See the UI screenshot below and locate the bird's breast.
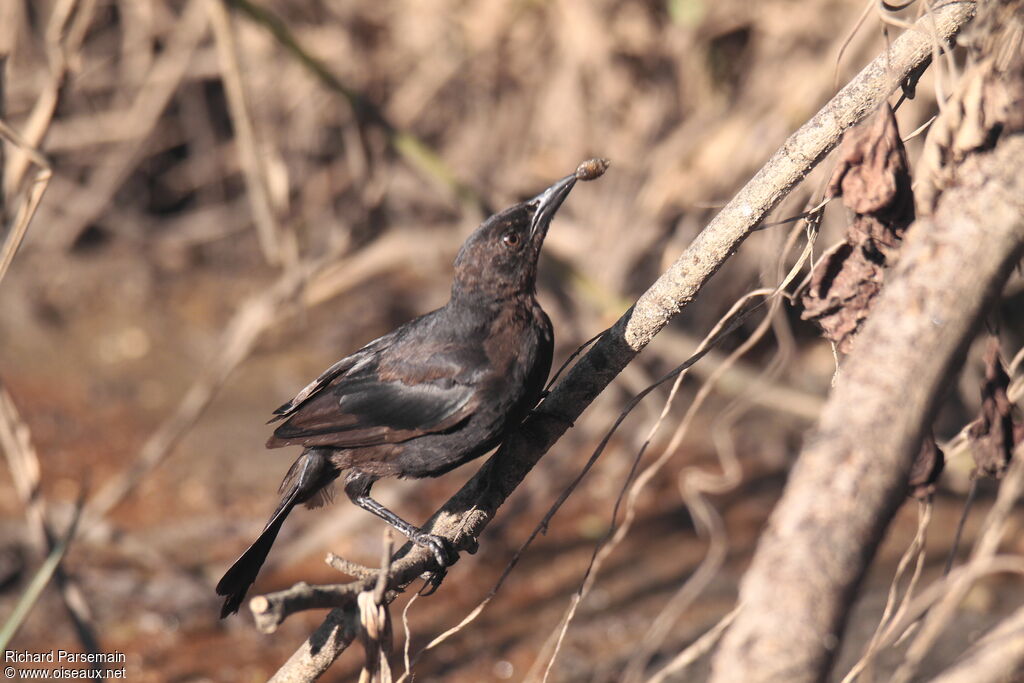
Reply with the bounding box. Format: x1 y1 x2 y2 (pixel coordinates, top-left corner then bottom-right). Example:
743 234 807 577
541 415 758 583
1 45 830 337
482 302 549 376
473 300 552 422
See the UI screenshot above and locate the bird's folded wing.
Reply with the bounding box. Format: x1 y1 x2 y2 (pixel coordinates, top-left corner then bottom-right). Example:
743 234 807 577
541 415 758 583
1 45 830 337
268 332 394 422
266 356 478 448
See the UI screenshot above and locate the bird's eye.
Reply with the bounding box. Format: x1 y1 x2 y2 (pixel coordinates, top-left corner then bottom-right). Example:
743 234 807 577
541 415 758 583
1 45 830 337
502 231 521 248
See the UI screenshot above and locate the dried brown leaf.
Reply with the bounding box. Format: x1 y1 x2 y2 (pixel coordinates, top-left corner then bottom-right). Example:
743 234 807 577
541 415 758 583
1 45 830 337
967 338 1021 479
827 104 913 227
917 1 1024 212
908 432 945 499
801 243 885 354
802 105 914 353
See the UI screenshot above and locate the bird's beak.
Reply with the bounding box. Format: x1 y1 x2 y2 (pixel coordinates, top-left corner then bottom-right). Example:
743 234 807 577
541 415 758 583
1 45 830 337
528 173 577 240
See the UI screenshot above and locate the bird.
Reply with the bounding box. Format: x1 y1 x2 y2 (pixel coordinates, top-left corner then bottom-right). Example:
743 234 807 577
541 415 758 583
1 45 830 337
216 159 609 617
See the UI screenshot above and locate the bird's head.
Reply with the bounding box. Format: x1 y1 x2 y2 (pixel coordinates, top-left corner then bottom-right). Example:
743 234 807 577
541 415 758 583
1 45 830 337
451 172 578 302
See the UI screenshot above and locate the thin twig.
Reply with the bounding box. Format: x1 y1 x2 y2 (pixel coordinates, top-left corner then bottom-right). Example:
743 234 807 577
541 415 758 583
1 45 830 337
0 119 52 285
1 0 73 199
327 554 379 581
841 500 932 682
645 607 742 683
944 478 979 575
537 216 817 681
0 483 86 652
866 556 1024 658
45 0 210 249
0 383 101 661
893 447 1024 683
225 0 486 216
624 217 817 682
207 0 291 267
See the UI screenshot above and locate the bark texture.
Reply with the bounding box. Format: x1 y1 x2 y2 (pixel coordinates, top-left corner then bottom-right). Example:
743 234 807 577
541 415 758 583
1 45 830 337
710 134 1024 682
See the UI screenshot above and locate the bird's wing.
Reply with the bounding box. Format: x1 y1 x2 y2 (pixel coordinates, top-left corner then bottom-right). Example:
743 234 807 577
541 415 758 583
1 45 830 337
268 330 395 422
267 339 481 449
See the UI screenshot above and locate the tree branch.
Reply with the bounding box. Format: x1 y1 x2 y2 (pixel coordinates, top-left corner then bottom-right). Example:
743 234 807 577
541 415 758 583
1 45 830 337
709 134 1024 682
262 2 978 680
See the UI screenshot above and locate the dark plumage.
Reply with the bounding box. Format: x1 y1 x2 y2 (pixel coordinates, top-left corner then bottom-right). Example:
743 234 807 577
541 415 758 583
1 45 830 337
217 163 604 617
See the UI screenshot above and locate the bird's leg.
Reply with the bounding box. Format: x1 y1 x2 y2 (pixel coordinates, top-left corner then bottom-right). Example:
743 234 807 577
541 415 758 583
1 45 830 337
343 473 458 572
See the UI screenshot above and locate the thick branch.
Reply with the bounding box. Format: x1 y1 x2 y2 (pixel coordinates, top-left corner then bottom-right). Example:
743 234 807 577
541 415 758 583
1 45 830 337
265 3 977 680
267 608 359 683
710 135 1024 683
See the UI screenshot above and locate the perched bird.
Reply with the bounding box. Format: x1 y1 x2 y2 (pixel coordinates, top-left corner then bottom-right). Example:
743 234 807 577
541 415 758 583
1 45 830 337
216 160 608 617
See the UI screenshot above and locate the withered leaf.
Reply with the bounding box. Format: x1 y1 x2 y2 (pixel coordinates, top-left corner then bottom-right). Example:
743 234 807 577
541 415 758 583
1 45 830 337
908 432 945 500
916 4 1024 214
827 104 914 227
801 104 914 353
967 338 1020 479
801 243 884 355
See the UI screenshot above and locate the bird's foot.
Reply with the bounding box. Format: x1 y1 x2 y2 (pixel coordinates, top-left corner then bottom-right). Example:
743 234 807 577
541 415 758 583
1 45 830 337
409 530 458 596
413 536 478 593
410 530 459 568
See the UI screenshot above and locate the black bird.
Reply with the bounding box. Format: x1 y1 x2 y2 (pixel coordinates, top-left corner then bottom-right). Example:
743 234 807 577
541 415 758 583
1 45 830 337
216 160 608 617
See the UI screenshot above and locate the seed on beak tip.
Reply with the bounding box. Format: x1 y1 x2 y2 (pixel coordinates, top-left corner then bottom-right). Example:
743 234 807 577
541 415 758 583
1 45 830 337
575 158 610 181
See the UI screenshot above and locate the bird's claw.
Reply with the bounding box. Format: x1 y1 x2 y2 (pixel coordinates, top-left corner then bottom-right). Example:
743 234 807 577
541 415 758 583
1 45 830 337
409 531 457 596
417 565 447 596
410 530 458 569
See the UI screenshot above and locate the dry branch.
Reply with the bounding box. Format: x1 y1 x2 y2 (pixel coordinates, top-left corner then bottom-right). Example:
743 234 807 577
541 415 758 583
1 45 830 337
894 445 1024 682
261 4 978 680
225 0 486 216
207 0 289 266
0 119 52 286
709 134 1024 683
45 0 209 249
1 0 72 200
0 383 100 658
928 601 1024 683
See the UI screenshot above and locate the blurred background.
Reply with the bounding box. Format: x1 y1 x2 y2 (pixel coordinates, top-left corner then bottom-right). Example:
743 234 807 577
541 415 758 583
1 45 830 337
1 0 1022 681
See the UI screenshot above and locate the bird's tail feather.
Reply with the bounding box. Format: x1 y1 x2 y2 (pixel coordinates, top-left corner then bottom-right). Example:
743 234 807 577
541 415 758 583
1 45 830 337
216 449 337 618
